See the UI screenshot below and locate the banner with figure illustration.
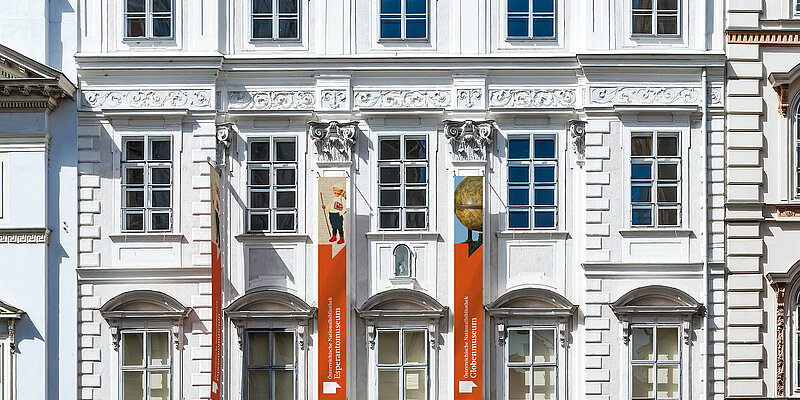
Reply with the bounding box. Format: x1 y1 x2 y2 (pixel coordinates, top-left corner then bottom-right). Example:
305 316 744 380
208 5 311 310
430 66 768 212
210 164 222 400
453 176 483 399
318 176 348 399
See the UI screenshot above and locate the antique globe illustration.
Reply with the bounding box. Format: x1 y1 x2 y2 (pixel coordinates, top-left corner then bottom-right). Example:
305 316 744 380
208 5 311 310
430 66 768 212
454 176 483 233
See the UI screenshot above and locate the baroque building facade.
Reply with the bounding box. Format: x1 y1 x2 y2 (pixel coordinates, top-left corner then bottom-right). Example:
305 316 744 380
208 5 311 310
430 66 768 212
73 1 726 400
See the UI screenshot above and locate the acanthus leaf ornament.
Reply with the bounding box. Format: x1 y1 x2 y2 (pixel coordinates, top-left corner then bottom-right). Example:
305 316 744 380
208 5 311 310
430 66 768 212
568 119 587 161
227 90 315 110
442 119 494 161
353 90 451 108
81 89 212 110
488 89 576 108
589 87 722 106
308 120 359 162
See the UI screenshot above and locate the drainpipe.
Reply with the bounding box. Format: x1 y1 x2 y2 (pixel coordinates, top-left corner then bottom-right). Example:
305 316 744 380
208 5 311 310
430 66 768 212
701 67 710 400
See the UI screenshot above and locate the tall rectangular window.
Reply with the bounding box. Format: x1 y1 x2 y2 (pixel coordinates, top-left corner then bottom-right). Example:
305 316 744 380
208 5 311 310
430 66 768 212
247 137 298 232
125 0 173 39
508 134 557 229
632 0 678 35
378 135 428 230
122 136 172 232
379 0 428 40
506 327 557 400
121 331 171 400
507 0 555 38
630 132 680 227
630 326 680 400
252 0 300 40
245 330 296 400
377 329 428 399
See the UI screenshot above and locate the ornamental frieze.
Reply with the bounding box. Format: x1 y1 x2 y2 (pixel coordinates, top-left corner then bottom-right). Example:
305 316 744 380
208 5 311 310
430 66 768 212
353 90 451 109
0 228 51 245
488 89 576 108
81 90 212 110
589 87 723 106
227 90 315 110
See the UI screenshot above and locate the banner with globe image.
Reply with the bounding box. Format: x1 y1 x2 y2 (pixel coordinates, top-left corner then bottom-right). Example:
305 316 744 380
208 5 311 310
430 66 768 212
453 176 483 398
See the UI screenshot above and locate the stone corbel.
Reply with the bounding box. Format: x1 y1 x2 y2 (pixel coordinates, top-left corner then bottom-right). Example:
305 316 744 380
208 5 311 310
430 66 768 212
366 322 376 349
496 319 507 347
558 318 569 348
298 324 307 350
775 84 790 117
428 321 439 349
236 324 245 350
442 119 494 162
216 122 234 149
108 322 120 351
172 323 182 350
7 319 16 352
621 319 631 345
682 319 692 345
568 119 586 160
308 121 359 162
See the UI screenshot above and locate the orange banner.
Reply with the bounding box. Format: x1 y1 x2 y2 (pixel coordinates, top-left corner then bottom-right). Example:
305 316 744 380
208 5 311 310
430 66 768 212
318 177 347 399
453 176 483 398
210 165 222 400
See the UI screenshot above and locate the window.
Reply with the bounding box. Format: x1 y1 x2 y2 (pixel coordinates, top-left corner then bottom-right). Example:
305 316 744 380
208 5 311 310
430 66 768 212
379 0 428 40
252 0 299 40
507 134 557 229
124 0 173 39
393 244 413 278
378 136 428 230
507 0 555 39
630 132 680 227
120 331 171 400
630 326 680 400
506 327 557 400
632 0 678 36
122 136 173 232
247 137 298 232
245 330 296 400
377 329 428 399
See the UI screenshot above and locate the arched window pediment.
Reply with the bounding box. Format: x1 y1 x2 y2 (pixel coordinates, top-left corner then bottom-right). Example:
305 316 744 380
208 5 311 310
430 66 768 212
0 299 24 352
357 289 448 320
611 285 703 315
486 287 577 318
100 290 191 351
225 288 316 321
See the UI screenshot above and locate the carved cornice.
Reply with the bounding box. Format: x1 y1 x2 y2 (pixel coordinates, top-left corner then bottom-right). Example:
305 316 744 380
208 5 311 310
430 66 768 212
0 132 51 152
0 228 51 245
353 90 451 109
442 119 494 162
488 88 576 108
0 84 70 113
81 90 213 110
308 121 359 162
589 87 722 106
728 30 800 46
228 90 314 110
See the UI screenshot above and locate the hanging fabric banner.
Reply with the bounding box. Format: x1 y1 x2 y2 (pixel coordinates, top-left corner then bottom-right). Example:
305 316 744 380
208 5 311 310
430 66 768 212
453 175 483 399
318 176 348 399
210 164 222 400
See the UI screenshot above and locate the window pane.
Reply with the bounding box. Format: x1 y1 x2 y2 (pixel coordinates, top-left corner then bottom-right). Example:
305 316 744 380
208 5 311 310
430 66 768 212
507 330 530 363
273 331 295 365
406 0 426 13
126 168 144 184
657 365 680 398
151 212 170 230
149 332 170 366
533 166 554 183
275 168 296 185
127 0 145 12
508 137 530 159
153 0 171 12
533 0 554 12
631 327 654 360
253 18 273 38
122 332 144 366
656 327 679 361
405 189 426 206
250 168 270 186
406 19 427 39
404 331 426 364
275 213 295 231
405 137 427 159
406 166 427 183
631 366 654 398
631 185 652 202
125 212 144 231
633 0 654 9
509 166 529 183
631 136 652 156
381 18 402 39
149 371 170 400
127 18 146 37
631 163 652 180
279 0 298 13
276 191 296 207
532 366 556 400
404 369 426 400
632 207 652 225
126 190 145 207
274 370 295 400
378 370 400 400
380 167 401 184
279 18 298 39
508 17 528 37
658 208 678 226
657 186 677 202
152 18 172 37
508 368 531 400
151 189 171 207
248 332 270 366
534 138 556 158
381 0 401 13
122 371 144 400
275 140 296 161
380 139 401 160
126 140 145 161
633 14 653 34
657 16 678 34
657 135 679 156
532 329 555 363
658 0 678 11
253 0 272 13
508 187 529 206
508 210 530 229
658 163 678 180
508 0 528 12
532 18 554 37
534 210 555 228
380 211 400 229
406 211 426 229
248 370 270 399
250 213 270 231
380 189 401 207
250 142 270 161
378 331 400 364
534 188 555 206
151 167 171 184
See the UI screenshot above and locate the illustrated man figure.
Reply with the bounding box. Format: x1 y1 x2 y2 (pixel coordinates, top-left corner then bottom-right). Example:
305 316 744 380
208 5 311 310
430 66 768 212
322 186 346 244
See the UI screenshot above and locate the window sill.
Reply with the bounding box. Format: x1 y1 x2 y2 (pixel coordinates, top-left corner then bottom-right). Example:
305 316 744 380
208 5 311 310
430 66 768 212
618 228 693 237
235 233 310 242
377 38 431 44
505 37 558 42
365 231 442 240
108 233 186 242
496 230 569 239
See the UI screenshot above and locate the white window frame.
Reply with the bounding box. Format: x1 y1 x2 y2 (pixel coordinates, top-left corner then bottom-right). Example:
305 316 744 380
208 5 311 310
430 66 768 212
506 133 558 230
378 0 429 41
243 329 298 400
120 135 174 233
246 137 298 233
119 329 173 400
377 135 429 231
375 328 429 400
628 324 682 400
504 326 559 400
629 131 681 228
250 0 301 41
631 0 680 37
506 0 557 40
123 0 174 39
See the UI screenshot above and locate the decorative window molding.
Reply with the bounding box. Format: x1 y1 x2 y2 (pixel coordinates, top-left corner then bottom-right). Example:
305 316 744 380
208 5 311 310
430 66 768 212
357 289 448 349
99 290 191 351
251 0 300 40
225 288 316 351
119 329 173 400
307 121 359 163
377 135 429 230
631 0 679 36
124 0 174 39
485 288 576 347
0 301 23 400
245 137 298 232
611 285 703 345
121 136 174 232
630 131 681 227
378 0 429 40
375 328 429 398
442 119 494 162
507 0 556 39
0 228 52 245
243 329 298 399
506 134 559 229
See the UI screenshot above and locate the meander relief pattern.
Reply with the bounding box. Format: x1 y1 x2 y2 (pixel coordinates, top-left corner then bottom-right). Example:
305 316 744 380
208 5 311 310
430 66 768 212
228 90 315 110
488 89 576 108
353 90 451 108
82 90 212 109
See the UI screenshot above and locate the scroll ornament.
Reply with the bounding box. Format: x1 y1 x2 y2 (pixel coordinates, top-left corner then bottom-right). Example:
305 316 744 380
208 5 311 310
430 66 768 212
443 119 494 161
308 121 359 162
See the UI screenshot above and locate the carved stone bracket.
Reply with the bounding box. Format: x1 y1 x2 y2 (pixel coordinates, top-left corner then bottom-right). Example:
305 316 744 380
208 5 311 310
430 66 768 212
366 323 376 349
775 84 790 117
773 281 787 397
308 121 359 162
442 119 494 161
568 119 586 160
428 321 439 349
558 318 569 348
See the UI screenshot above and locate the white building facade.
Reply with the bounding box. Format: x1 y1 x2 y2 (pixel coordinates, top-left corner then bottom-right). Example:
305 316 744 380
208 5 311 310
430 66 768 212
75 1 726 399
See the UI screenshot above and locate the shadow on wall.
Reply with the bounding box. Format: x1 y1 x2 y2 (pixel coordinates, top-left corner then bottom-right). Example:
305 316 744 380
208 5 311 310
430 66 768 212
46 0 75 73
